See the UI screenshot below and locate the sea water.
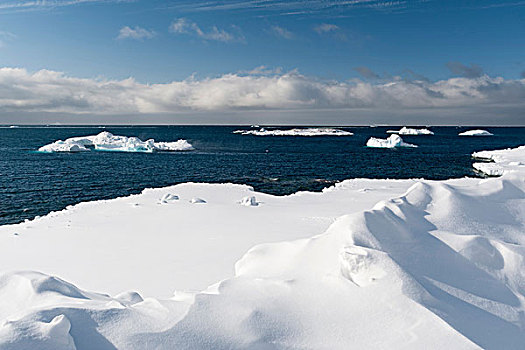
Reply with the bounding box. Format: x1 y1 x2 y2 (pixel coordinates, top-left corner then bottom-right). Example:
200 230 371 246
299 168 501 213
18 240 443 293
0 125 523 225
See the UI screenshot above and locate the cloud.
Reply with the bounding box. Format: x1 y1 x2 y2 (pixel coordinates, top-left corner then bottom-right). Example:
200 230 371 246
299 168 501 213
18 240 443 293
239 66 283 75
269 25 293 39
313 23 339 34
169 18 243 43
446 62 484 78
117 26 156 40
354 67 380 79
0 31 15 48
1 67 525 121
0 0 132 12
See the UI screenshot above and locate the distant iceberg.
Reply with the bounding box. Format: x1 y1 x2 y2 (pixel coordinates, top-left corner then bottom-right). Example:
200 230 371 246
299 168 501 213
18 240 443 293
38 131 194 153
459 129 493 136
386 127 434 135
366 134 418 148
233 127 353 136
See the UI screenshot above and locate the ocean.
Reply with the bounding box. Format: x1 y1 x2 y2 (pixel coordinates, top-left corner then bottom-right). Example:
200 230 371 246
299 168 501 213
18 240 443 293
1 125 523 225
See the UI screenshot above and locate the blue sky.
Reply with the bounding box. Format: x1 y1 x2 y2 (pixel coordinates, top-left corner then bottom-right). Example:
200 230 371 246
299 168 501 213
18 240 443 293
1 0 524 82
0 0 524 124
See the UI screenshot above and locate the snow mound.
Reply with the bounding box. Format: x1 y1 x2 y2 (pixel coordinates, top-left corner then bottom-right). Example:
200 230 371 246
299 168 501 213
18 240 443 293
386 127 434 135
38 131 194 153
239 196 258 206
233 128 353 136
189 197 206 204
160 193 179 204
366 134 418 148
459 129 494 136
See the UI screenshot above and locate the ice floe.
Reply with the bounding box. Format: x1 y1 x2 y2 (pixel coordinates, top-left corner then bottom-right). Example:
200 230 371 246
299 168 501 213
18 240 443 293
459 129 494 136
366 134 418 148
38 131 194 153
386 127 434 135
233 127 353 136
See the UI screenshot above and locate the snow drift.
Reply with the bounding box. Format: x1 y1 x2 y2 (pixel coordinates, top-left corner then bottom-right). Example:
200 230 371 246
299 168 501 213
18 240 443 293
0 145 524 349
366 134 418 148
233 127 353 136
38 131 194 153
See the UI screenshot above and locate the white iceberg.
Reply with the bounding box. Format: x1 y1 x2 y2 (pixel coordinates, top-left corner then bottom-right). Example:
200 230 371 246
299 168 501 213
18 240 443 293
459 129 493 136
366 134 418 148
386 127 434 135
233 127 353 136
38 131 194 153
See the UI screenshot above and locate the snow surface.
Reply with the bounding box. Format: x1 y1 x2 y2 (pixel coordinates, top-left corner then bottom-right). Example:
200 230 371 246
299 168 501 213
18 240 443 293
472 145 525 176
233 127 353 136
459 129 494 136
38 131 194 153
386 127 434 135
366 134 418 148
1 145 525 349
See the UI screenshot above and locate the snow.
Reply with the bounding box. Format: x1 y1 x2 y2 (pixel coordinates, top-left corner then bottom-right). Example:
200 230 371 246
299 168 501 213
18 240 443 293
233 127 353 136
366 134 418 148
38 131 194 153
459 129 494 136
472 145 525 176
0 145 525 349
386 127 434 135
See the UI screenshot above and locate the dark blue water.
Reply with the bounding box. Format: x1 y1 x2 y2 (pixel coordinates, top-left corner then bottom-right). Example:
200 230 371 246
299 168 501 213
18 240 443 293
1 126 524 225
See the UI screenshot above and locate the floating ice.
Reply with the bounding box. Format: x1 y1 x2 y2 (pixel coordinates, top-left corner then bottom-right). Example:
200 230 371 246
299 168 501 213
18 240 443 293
233 127 353 136
38 131 194 153
366 134 418 148
386 127 434 135
459 129 493 136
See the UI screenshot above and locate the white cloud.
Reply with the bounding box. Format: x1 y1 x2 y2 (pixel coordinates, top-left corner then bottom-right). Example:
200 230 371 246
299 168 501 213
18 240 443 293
314 23 339 34
169 18 243 43
1 67 525 120
117 26 156 40
0 31 15 48
270 25 294 39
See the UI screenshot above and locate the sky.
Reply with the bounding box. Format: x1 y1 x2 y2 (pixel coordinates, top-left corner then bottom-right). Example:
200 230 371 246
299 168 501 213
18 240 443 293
0 0 524 125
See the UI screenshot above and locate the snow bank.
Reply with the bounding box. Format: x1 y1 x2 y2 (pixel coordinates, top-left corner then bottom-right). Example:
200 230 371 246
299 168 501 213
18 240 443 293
38 131 194 153
386 127 434 135
472 145 525 176
459 129 494 136
233 127 353 136
366 134 418 148
1 145 525 348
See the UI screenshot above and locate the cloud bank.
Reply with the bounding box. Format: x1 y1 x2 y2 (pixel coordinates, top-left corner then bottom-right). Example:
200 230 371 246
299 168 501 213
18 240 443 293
0 67 524 123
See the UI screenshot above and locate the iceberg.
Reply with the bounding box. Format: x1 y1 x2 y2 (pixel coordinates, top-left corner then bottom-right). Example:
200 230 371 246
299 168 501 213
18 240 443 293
459 129 493 136
233 127 353 136
366 134 418 148
38 131 194 153
386 127 434 135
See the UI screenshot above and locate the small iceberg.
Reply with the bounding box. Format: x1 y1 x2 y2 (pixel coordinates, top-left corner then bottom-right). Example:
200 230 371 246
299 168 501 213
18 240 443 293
459 129 493 136
38 131 194 153
366 134 418 148
233 128 353 136
386 127 434 135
